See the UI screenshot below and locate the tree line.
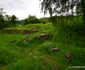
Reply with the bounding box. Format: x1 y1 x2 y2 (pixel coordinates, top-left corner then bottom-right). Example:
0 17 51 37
0 8 50 30
23 15 49 25
0 8 18 29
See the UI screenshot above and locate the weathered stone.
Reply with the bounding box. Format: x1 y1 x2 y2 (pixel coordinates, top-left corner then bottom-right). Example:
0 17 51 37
51 48 59 52
65 52 74 59
1 29 38 34
29 29 38 34
35 34 51 40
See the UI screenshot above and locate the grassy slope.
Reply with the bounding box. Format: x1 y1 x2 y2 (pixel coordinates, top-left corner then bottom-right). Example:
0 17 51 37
0 21 85 70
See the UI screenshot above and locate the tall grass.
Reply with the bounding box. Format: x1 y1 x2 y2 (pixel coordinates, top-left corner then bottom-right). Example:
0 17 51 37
0 15 85 70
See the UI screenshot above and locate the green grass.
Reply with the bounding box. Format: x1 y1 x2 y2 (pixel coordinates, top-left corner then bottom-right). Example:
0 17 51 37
0 16 85 70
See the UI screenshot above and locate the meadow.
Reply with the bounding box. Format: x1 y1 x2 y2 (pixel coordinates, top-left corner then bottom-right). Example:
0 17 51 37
0 16 85 70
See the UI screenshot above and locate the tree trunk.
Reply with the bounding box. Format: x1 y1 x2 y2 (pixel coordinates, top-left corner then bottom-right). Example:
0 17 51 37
81 0 85 30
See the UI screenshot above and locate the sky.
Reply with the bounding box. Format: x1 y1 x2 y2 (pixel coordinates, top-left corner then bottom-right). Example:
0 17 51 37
0 0 49 20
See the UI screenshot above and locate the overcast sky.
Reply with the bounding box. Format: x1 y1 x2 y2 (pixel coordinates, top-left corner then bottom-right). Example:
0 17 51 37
0 0 49 20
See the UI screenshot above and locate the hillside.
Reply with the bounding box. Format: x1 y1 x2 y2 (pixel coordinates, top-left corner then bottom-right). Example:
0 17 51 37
0 17 85 70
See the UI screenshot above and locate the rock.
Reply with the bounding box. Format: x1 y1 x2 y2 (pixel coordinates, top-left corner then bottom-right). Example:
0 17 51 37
40 34 50 37
29 29 38 34
51 48 59 52
65 52 74 59
35 34 50 40
1 29 38 34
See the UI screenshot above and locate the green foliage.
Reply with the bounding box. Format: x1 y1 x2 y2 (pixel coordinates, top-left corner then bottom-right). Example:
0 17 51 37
27 15 40 24
0 9 19 29
0 8 6 29
50 15 83 27
11 15 18 25
40 0 85 29
23 15 50 25
23 15 41 25
0 14 6 29
4 15 14 27
23 19 28 25
39 17 49 24
40 0 81 16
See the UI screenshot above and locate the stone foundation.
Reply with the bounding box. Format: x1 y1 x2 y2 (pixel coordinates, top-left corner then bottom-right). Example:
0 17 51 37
1 29 38 34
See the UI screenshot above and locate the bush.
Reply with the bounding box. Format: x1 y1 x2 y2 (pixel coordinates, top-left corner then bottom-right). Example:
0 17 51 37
27 15 40 24
39 18 49 24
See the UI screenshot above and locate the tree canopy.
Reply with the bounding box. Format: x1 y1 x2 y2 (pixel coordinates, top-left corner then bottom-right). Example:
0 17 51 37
0 8 6 29
40 0 81 17
11 15 18 25
40 0 85 28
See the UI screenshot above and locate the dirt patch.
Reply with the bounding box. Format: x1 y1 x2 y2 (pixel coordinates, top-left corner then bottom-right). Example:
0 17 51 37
40 59 48 66
44 55 56 63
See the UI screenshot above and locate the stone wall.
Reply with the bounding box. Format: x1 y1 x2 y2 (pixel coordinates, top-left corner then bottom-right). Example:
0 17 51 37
1 29 38 34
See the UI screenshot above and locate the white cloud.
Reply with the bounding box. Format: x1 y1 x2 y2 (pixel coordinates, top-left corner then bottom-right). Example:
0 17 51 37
0 0 49 20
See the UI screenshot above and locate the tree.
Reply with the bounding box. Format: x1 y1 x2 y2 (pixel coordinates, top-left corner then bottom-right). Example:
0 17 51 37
27 15 40 23
11 15 18 25
39 17 49 24
81 0 85 28
24 18 28 25
40 0 80 16
0 8 6 29
5 15 11 21
4 14 14 27
40 0 85 28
